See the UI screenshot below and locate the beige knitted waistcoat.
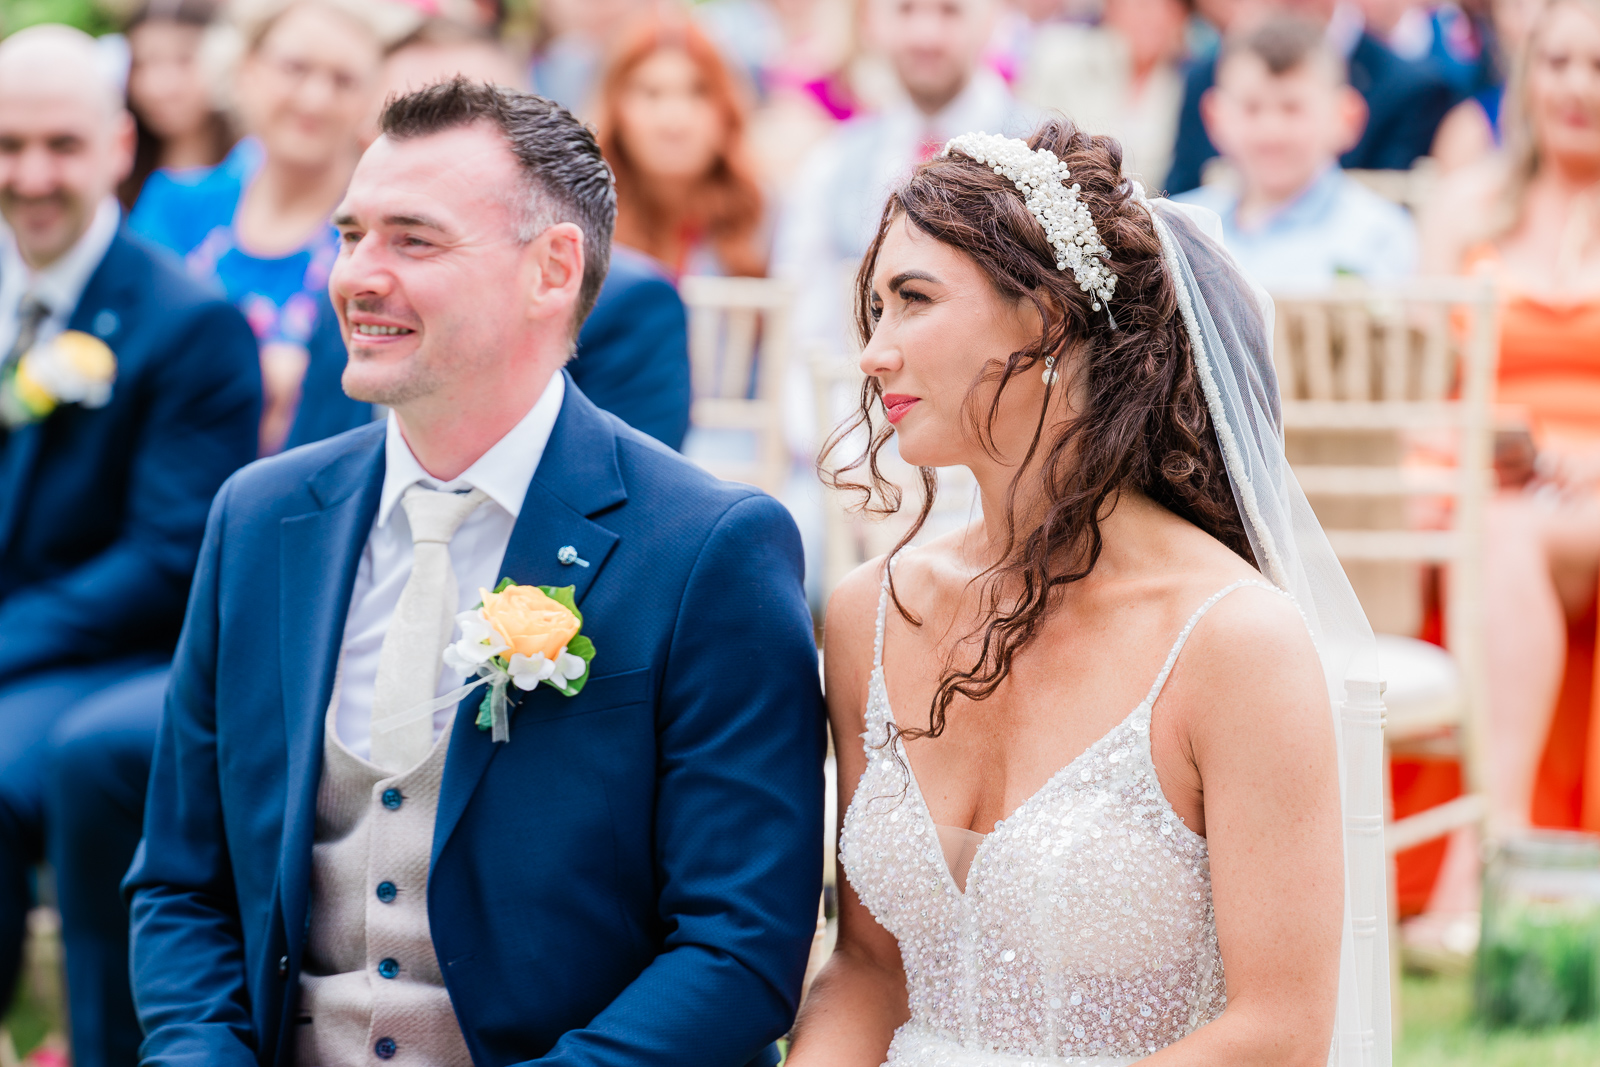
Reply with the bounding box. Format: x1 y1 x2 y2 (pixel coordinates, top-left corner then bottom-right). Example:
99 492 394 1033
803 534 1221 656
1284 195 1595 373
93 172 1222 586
296 696 473 1067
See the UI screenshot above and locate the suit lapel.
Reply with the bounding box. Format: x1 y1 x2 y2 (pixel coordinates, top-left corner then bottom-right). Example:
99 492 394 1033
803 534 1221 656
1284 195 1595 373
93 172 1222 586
0 232 139 557
0 424 42 555
432 374 626 866
277 429 385 942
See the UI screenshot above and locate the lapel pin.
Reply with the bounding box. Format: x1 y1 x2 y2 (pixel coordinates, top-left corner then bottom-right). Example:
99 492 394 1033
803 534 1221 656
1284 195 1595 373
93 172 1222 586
556 545 589 568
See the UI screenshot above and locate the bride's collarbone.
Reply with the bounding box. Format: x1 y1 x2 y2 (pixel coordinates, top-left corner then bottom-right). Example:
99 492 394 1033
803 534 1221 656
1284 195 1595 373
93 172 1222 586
880 603 1214 837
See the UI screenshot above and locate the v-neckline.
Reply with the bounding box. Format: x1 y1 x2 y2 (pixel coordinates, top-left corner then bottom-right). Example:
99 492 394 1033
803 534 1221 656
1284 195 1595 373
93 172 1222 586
872 665 1148 899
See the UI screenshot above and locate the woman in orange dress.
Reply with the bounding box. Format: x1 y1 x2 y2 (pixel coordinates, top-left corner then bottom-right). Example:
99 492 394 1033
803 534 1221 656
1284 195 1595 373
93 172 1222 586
594 14 768 278
1423 0 1600 836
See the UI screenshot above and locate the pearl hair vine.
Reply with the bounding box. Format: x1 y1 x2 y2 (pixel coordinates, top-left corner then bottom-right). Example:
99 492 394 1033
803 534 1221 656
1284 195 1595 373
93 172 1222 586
941 132 1118 318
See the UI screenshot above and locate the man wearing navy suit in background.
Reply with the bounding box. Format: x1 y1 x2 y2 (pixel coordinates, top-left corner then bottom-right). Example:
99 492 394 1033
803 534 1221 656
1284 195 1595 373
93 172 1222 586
127 78 824 1067
0 25 260 1067
291 243 691 452
1164 0 1459 195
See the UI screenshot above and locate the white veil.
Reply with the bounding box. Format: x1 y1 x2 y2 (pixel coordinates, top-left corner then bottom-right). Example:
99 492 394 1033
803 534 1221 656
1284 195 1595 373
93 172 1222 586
1142 195 1391 1067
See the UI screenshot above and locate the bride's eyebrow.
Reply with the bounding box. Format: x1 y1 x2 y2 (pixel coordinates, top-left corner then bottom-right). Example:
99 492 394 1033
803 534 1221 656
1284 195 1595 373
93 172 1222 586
888 270 941 293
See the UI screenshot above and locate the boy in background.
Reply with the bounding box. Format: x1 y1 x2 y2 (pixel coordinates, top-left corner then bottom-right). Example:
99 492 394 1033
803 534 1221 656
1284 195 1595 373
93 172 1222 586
1176 14 1418 289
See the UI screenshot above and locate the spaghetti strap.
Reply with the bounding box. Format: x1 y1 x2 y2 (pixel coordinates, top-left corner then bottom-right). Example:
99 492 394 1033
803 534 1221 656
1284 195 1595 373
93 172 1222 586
1141 579 1287 709
873 558 894 672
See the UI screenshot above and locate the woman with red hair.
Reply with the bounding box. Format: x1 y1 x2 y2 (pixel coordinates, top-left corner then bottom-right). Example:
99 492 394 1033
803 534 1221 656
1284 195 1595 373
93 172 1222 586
596 16 768 277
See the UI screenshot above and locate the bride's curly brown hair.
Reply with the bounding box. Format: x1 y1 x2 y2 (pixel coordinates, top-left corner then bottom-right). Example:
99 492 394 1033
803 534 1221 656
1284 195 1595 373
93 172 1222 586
821 117 1257 743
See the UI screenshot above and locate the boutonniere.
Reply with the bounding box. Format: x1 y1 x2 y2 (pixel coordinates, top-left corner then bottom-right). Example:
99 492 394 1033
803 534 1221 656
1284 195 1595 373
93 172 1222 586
0 331 116 429
442 579 596 742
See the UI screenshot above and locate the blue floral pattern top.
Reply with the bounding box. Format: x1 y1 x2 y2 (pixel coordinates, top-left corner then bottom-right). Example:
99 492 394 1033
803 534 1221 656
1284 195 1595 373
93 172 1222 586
129 139 339 350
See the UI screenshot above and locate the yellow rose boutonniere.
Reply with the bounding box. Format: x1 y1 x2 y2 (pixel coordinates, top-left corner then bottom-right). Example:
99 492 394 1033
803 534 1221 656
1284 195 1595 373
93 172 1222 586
442 579 596 741
0 331 116 429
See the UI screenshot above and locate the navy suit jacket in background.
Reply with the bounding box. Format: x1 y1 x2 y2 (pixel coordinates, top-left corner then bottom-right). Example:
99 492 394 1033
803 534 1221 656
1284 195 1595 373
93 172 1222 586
126 377 826 1067
0 229 261 685
1164 33 1461 195
289 247 691 451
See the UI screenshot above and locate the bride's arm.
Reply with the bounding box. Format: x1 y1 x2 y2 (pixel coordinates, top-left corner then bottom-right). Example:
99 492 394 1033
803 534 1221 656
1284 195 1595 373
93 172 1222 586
785 562 910 1067
1140 587 1344 1067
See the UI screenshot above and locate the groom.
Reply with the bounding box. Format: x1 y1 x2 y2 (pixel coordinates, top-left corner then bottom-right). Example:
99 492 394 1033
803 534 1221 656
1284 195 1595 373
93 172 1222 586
125 80 826 1067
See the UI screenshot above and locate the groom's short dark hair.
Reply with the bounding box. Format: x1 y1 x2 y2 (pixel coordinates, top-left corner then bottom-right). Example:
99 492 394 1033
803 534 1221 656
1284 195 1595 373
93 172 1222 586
380 78 617 329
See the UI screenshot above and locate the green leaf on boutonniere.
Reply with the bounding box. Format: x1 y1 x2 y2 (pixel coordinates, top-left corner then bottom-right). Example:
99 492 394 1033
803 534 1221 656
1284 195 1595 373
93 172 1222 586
476 692 494 730
493 577 517 593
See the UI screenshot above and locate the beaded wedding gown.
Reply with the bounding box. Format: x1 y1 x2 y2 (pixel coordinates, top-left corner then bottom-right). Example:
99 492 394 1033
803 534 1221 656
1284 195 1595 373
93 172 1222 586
839 573 1286 1066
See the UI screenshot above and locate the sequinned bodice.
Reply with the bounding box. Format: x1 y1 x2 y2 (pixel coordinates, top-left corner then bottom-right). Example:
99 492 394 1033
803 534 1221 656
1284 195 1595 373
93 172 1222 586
839 579 1275 1065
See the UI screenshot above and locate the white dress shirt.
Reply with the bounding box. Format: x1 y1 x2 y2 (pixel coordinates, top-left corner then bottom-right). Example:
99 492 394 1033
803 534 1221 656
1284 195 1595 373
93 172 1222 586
0 197 120 356
332 372 565 759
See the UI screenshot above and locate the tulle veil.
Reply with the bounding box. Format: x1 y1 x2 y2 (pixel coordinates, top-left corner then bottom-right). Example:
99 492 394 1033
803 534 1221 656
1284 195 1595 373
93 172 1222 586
1141 194 1391 1067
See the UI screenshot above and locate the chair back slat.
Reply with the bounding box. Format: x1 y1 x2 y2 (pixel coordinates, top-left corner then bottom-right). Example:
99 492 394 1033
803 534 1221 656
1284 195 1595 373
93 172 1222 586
679 276 795 493
1300 304 1336 400
1340 304 1372 400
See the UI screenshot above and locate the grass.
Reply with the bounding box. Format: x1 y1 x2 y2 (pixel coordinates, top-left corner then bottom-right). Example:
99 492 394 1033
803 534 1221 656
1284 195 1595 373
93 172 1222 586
1399 971 1600 1066
1 982 53 1060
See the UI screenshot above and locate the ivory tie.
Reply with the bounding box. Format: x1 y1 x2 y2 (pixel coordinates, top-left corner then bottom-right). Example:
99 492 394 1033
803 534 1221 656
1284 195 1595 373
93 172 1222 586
369 485 489 772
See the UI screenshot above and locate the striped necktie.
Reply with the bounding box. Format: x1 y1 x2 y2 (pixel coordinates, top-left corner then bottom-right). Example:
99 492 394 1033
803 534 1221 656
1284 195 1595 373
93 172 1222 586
1 295 51 377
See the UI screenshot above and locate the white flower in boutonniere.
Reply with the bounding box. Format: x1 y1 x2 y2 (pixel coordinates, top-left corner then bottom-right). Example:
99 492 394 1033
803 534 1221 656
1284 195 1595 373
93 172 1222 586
0 331 116 429
442 579 596 741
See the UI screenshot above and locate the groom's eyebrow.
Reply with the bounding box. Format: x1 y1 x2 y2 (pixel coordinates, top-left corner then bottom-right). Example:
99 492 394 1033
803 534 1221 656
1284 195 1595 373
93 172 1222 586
382 212 450 231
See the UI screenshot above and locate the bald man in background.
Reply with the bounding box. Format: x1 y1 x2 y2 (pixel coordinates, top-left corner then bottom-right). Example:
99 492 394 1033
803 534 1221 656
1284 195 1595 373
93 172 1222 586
0 26 259 1066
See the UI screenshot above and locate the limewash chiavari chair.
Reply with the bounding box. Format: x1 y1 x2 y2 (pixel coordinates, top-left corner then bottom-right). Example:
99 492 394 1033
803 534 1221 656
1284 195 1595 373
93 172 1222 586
1272 278 1499 1034
678 276 794 494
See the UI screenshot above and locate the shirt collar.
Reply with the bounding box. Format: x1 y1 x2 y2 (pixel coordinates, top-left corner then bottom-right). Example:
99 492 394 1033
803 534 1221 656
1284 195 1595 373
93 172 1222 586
0 197 120 319
1325 2 1365 59
1225 165 1344 236
378 371 566 528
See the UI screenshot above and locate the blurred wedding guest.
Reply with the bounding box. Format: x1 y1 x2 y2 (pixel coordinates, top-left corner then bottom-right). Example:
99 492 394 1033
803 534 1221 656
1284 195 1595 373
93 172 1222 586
379 16 526 102
116 0 236 208
530 0 648 115
598 15 768 277
694 0 857 187
1419 0 1600 833
359 16 526 146
1166 0 1458 194
1019 0 1190 185
130 0 410 454
1432 0 1544 170
1178 14 1417 285
1362 0 1494 97
0 25 259 1067
773 0 1033 351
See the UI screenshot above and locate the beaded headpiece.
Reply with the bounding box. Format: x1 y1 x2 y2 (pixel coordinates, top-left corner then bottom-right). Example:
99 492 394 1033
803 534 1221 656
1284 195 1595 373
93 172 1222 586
941 132 1117 313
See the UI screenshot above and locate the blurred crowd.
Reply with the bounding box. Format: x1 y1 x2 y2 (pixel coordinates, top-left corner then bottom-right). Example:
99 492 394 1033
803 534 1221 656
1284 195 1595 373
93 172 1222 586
0 0 1599 1058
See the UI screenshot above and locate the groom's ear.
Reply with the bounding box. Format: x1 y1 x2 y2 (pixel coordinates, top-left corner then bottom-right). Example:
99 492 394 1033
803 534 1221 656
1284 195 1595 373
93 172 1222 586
522 221 586 334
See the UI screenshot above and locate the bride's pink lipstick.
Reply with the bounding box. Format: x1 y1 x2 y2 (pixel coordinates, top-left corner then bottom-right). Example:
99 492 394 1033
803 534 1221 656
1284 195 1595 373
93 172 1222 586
883 394 920 424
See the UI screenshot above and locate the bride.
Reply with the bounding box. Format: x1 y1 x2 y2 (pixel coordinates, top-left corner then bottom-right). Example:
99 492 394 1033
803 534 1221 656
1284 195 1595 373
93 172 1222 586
788 119 1389 1066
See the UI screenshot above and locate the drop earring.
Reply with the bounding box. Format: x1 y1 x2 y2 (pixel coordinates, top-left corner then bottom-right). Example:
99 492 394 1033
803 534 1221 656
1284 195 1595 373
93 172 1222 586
1042 355 1058 386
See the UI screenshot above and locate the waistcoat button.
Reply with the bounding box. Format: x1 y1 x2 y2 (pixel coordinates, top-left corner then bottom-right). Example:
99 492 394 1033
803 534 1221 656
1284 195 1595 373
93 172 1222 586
277 955 288 978
381 788 403 810
376 881 397 903
374 1037 397 1059
377 957 400 979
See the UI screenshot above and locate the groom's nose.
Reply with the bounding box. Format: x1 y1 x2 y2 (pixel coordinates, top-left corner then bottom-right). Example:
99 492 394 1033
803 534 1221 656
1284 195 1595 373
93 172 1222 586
329 235 396 308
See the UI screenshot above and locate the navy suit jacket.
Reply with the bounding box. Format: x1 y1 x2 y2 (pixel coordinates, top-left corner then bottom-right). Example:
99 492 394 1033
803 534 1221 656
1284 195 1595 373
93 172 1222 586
1164 34 1461 195
288 248 691 452
126 377 825 1067
0 229 260 685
